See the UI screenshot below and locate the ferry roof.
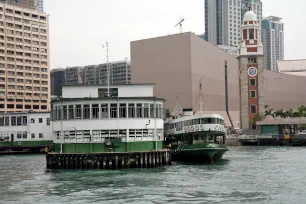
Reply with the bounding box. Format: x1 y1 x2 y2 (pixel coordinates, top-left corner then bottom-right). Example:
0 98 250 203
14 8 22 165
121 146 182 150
51 97 166 104
257 117 306 125
165 114 224 124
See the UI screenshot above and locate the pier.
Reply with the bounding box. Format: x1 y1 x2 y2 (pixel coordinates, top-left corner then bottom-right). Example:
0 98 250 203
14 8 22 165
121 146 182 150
46 150 171 169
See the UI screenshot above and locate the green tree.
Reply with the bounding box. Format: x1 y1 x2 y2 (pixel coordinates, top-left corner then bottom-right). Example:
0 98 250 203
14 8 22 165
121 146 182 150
164 109 171 119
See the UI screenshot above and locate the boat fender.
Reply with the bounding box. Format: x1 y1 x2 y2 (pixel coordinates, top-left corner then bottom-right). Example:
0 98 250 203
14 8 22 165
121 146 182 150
18 142 22 146
178 141 181 146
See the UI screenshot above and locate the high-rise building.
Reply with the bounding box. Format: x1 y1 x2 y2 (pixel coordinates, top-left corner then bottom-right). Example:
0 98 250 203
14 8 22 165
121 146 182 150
204 0 262 48
0 3 50 112
0 0 43 12
51 61 131 97
262 16 284 71
50 69 65 97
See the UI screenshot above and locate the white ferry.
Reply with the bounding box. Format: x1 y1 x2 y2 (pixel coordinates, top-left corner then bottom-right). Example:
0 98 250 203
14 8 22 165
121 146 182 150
164 109 228 162
0 111 53 153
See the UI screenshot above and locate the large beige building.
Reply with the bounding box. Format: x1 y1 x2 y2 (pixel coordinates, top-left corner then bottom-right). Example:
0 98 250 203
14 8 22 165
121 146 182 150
0 3 49 112
131 32 306 128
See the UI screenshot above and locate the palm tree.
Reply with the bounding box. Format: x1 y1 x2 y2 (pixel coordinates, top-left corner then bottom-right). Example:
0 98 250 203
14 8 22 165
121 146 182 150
265 105 275 118
297 106 306 117
274 109 285 118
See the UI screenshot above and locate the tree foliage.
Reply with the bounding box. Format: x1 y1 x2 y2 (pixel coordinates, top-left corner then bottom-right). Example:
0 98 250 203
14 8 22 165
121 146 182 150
265 105 306 119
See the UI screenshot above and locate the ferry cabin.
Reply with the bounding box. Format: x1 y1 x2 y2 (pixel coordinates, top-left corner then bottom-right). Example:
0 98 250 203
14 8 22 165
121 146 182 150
164 113 226 146
51 84 165 153
0 112 52 152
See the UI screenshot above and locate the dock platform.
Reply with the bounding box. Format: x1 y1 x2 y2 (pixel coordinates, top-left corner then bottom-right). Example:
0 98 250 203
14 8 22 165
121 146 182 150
46 150 171 169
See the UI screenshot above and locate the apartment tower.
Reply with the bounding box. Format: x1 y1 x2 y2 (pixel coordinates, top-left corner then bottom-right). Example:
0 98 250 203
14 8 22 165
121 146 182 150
262 16 284 71
0 0 43 12
0 3 50 112
205 0 262 47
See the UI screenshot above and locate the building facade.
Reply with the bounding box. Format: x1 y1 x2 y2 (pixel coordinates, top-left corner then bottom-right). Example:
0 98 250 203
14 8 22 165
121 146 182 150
262 16 284 71
0 0 43 12
205 0 262 47
238 11 264 130
277 60 306 77
0 4 50 112
50 68 65 97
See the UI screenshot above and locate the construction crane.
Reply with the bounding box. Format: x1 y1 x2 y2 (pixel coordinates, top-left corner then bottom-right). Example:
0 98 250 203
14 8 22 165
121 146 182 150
175 17 185 33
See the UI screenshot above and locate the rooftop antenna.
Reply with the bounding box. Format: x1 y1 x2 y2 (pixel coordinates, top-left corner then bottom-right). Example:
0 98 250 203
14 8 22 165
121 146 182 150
102 42 110 97
173 92 183 116
175 17 185 33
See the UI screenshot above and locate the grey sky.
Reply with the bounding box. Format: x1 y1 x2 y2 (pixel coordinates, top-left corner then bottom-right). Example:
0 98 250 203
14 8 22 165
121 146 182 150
45 0 306 69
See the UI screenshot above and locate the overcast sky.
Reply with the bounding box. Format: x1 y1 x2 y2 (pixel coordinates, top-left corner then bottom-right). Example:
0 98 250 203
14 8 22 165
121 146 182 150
45 0 306 69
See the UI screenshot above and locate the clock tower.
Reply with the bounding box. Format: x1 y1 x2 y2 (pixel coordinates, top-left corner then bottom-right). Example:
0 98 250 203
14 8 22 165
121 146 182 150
238 10 265 130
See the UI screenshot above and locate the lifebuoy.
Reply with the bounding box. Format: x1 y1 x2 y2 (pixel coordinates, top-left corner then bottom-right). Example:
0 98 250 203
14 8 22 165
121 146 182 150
18 142 22 146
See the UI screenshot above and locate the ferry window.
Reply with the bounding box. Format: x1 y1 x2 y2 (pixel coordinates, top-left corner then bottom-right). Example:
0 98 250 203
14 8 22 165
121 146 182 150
136 104 143 118
63 106 68 120
5 117 9 126
119 104 127 118
193 119 200 125
194 135 199 141
22 116 27 126
92 104 99 119
150 104 155 118
68 105 74 119
110 104 118 118
250 78 256 86
31 133 35 138
39 118 43 123
76 105 82 119
17 133 22 139
0 117 4 126
31 118 35 123
128 104 135 118
11 116 16 126
23 132 27 139
250 105 257 114
101 104 108 118
201 118 208 124
188 120 192 126
39 133 43 138
184 120 188 126
250 90 256 98
83 105 90 119
208 118 217 124
46 118 50 126
159 104 163 118
144 103 149 118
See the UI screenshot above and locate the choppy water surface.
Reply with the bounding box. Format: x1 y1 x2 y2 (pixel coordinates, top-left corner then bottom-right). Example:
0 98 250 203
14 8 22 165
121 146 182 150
1 147 306 204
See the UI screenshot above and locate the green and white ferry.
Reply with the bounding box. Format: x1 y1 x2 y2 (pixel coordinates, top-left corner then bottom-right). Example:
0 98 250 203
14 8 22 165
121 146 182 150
0 111 53 153
164 109 228 163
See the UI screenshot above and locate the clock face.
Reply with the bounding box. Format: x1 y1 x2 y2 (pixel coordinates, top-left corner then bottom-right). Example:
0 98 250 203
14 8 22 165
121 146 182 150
248 67 258 77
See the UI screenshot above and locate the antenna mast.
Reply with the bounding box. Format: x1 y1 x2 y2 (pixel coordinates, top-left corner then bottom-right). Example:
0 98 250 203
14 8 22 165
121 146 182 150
173 92 183 116
175 17 185 33
103 42 110 97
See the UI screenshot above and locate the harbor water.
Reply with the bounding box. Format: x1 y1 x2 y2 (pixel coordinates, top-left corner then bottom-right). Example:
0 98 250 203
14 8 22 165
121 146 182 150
1 147 306 204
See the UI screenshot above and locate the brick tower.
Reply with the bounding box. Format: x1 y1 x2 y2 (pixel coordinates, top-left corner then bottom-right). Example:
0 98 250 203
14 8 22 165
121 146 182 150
238 10 265 130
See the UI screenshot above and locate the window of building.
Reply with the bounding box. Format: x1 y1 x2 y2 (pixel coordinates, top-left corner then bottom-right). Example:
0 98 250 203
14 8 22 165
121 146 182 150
136 104 143 118
68 105 74 119
47 118 50 126
110 104 117 118
23 132 27 139
76 105 82 119
128 104 135 118
144 104 149 118
63 105 67 120
251 123 257 130
11 117 16 126
31 118 35 123
92 104 99 119
31 133 35 138
250 105 257 114
83 105 90 119
5 117 9 126
250 90 257 98
150 104 155 118
39 118 43 123
7 104 14 109
119 104 126 118
0 117 4 126
17 133 22 139
248 57 257 64
101 104 108 118
22 116 27 126
39 133 43 138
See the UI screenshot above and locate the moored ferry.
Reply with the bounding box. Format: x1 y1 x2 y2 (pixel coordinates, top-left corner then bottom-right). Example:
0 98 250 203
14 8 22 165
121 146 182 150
0 111 53 153
164 109 228 163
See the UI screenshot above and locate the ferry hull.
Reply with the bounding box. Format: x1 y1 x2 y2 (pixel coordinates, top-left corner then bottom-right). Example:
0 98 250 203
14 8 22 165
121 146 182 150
0 140 53 153
171 145 228 163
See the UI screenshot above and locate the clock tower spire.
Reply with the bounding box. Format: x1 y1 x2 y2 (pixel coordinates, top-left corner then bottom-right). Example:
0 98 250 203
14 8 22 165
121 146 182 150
238 10 265 130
